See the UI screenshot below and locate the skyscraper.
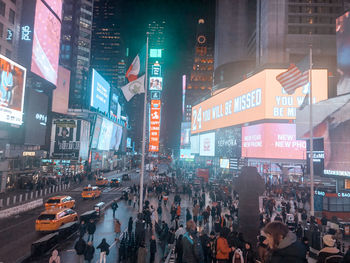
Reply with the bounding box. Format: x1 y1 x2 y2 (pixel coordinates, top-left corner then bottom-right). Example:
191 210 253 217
60 0 94 109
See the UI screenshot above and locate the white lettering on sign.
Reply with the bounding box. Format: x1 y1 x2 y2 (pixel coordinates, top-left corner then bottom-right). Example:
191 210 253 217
21 26 32 41
233 88 261 113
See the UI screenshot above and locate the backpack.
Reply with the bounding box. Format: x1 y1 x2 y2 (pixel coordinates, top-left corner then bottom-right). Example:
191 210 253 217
325 255 343 263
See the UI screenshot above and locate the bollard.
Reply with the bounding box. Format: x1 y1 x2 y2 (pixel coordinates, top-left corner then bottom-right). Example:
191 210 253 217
35 191 38 198
44 188 47 195
25 193 28 201
6 197 10 206
19 194 22 203
40 190 43 196
0 199 3 208
30 192 33 200
13 195 16 204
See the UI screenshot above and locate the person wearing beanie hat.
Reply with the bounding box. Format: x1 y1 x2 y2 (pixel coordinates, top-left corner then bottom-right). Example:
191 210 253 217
317 234 343 263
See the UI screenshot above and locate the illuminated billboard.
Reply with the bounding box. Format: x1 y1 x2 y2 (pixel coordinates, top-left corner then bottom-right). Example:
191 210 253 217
97 118 113 151
52 66 70 114
149 76 163 91
242 123 306 160
191 69 328 134
199 132 215 157
44 0 63 19
180 122 191 147
91 116 102 149
180 148 194 159
31 0 62 85
216 127 241 158
149 99 161 152
91 69 110 113
110 123 123 151
190 135 199 154
0 54 27 125
220 159 230 169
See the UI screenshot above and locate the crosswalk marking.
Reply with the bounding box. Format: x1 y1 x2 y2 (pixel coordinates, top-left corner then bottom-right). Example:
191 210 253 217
71 186 129 193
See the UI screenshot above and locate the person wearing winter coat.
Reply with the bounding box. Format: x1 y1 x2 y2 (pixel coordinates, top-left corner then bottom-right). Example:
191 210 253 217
233 248 244 263
137 242 147 263
79 220 87 238
49 249 60 263
87 219 96 242
128 217 133 236
115 219 121 241
243 242 255 263
216 230 234 262
74 237 86 263
97 238 110 263
182 220 204 263
150 235 157 263
257 236 269 263
317 235 343 263
84 242 95 263
186 208 192 222
263 221 307 263
176 235 184 263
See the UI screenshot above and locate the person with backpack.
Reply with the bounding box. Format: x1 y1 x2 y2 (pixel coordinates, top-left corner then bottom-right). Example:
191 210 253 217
74 237 86 263
97 238 110 263
176 234 184 263
182 220 204 263
317 235 343 263
84 242 95 263
208 231 217 263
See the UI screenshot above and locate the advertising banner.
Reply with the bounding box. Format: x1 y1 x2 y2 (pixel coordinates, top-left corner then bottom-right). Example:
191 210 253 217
31 0 61 85
97 118 113 151
180 122 191 148
220 159 230 169
44 0 63 18
91 69 110 113
109 123 123 151
79 120 90 160
242 123 306 160
52 65 70 114
149 76 163 91
0 54 27 125
149 99 161 152
215 127 241 158
199 132 215 157
191 69 328 134
91 116 102 149
51 119 81 158
190 135 200 154
306 138 324 176
24 88 48 145
180 148 194 159
127 137 132 148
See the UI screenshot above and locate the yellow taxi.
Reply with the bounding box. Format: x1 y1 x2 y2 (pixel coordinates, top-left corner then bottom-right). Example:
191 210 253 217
82 185 101 199
96 177 109 186
45 196 75 210
35 208 78 232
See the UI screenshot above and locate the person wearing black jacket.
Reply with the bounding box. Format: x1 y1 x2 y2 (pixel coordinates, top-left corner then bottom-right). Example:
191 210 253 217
128 217 133 237
150 235 157 263
182 220 204 263
97 238 110 263
176 235 184 263
243 242 256 263
87 219 96 242
74 237 86 263
84 242 95 263
199 230 210 263
79 220 87 238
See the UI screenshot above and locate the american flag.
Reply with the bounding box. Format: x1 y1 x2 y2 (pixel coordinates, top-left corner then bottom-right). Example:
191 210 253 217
276 55 310 95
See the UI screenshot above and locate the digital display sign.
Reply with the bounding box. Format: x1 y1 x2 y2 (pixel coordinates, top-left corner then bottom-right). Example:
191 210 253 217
199 132 215 157
190 135 199 154
242 123 306 160
127 137 132 148
110 123 123 151
149 100 161 152
97 118 113 151
24 88 48 145
91 69 110 113
306 139 324 176
220 159 230 169
31 0 61 85
180 148 194 159
216 127 241 158
79 120 90 160
149 76 163 91
91 116 102 149
180 122 191 147
191 69 328 134
52 65 70 114
0 54 27 125
44 0 63 19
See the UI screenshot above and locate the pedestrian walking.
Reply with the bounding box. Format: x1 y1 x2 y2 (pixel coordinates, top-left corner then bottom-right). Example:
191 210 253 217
87 219 96 242
79 220 87 238
97 238 110 263
84 242 95 263
150 235 157 263
74 237 86 263
137 242 147 263
112 200 118 217
49 249 60 263
114 218 121 241
128 217 133 237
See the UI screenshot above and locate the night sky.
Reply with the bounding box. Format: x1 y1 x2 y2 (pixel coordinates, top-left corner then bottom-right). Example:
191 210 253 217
119 0 215 151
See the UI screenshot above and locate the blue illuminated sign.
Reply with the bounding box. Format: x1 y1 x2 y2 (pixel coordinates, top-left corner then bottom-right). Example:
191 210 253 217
91 69 110 113
21 26 32 41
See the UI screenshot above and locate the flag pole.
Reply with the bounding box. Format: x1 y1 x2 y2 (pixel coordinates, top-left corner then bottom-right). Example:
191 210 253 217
309 46 315 217
139 33 149 213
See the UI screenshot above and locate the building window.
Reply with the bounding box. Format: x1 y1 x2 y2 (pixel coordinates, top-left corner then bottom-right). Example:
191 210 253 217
0 1 5 16
5 49 11 58
9 9 15 24
0 23 3 38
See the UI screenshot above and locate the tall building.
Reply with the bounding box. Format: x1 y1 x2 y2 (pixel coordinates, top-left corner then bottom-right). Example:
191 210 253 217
0 0 22 60
60 0 94 109
148 20 165 49
185 18 214 122
214 0 256 92
91 0 123 89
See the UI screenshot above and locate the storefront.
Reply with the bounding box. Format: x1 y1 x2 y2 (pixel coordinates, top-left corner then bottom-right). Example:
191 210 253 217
41 159 85 177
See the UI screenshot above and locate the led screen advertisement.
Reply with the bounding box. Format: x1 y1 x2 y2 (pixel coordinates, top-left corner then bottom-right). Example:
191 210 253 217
242 123 306 160
306 138 324 176
191 69 328 134
52 66 70 114
0 54 27 125
149 77 163 91
44 0 63 18
109 123 123 151
199 132 215 157
97 118 113 151
31 0 62 85
24 88 48 145
50 119 82 158
191 135 199 154
91 116 102 149
298 96 350 177
91 69 110 113
215 127 241 158
336 11 350 95
180 148 194 159
149 100 161 152
79 120 90 160
220 159 230 169
180 122 191 147
127 137 132 148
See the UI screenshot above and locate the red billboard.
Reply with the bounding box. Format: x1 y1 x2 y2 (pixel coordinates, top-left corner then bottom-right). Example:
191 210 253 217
149 100 161 152
242 123 306 160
